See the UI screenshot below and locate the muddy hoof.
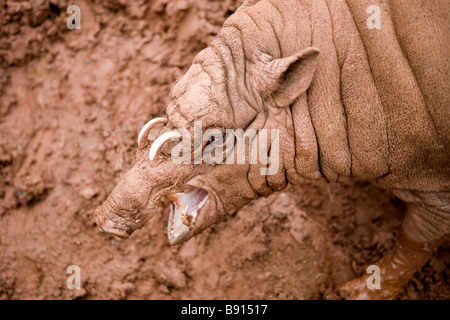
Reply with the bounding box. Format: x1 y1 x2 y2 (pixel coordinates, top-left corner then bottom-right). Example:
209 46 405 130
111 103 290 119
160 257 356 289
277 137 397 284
337 275 402 300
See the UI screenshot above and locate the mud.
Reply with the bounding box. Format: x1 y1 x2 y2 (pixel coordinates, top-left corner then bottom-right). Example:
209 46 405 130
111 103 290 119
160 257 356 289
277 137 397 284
0 0 448 300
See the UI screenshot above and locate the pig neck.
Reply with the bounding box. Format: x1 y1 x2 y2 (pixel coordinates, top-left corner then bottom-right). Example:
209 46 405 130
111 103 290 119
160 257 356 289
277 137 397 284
193 0 448 196
211 0 439 193
206 0 353 196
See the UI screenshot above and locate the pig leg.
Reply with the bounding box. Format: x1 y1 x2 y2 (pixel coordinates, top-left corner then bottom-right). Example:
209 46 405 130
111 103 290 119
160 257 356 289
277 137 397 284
338 191 450 300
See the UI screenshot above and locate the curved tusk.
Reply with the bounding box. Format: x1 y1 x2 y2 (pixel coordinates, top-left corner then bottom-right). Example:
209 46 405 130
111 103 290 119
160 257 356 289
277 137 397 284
138 117 168 148
149 131 182 161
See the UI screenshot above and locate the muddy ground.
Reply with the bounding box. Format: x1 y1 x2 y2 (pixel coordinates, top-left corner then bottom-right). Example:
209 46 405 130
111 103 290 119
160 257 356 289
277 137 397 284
0 0 448 300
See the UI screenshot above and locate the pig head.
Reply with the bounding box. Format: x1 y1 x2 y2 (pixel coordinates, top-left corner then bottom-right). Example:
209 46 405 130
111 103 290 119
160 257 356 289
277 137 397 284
95 20 320 245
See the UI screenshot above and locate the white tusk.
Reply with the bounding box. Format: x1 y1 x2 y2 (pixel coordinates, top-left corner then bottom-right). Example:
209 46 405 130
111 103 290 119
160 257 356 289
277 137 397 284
149 131 182 161
138 117 168 148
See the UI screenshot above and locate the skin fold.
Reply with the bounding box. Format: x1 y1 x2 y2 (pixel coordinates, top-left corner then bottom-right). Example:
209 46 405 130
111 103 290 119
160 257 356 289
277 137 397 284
95 0 450 299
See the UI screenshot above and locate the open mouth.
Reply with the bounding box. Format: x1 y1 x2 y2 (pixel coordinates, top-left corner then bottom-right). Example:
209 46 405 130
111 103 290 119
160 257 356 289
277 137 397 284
165 187 208 245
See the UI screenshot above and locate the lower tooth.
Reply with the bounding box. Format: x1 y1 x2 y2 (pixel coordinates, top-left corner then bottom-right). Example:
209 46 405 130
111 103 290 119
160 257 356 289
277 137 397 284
181 204 191 226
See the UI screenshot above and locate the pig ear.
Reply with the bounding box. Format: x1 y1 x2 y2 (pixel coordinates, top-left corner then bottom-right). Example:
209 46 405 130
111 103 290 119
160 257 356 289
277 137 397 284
254 47 320 108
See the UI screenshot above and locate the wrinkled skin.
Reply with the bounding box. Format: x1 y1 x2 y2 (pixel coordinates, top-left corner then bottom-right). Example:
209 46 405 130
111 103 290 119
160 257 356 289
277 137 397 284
95 0 450 299
95 149 260 245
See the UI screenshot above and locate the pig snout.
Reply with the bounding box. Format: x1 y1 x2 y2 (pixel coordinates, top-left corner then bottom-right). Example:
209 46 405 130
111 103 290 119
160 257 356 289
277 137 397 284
94 165 164 239
94 198 136 239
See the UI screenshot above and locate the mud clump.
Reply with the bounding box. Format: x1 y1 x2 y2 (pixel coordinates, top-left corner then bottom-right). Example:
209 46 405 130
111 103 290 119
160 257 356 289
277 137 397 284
0 0 448 299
